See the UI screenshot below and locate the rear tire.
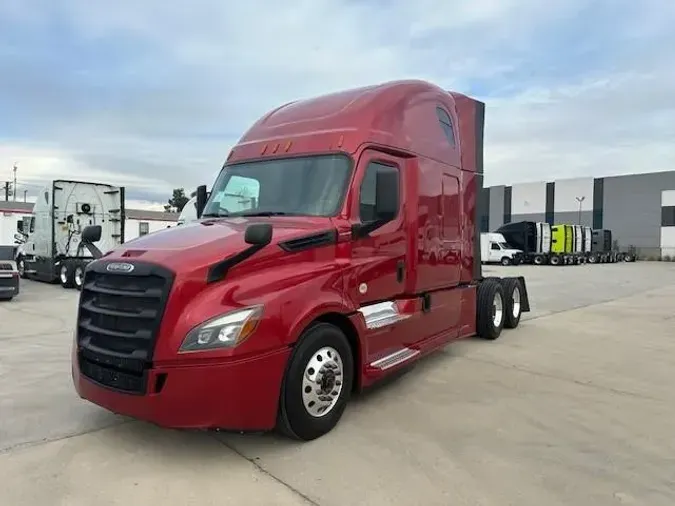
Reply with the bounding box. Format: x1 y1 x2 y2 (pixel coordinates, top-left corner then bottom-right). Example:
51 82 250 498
476 279 505 340
60 261 75 289
550 255 561 266
588 254 597 264
277 323 354 441
533 255 544 265
502 278 523 329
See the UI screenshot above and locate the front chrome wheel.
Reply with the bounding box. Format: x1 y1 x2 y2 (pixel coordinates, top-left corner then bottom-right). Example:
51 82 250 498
301 346 344 418
60 265 68 284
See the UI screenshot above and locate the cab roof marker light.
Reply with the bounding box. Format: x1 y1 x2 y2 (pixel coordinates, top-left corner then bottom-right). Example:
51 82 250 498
261 144 268 155
337 135 344 148
285 141 292 152
272 143 280 153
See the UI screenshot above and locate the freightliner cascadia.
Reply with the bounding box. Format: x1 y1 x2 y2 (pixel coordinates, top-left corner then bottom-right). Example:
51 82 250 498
72 80 531 441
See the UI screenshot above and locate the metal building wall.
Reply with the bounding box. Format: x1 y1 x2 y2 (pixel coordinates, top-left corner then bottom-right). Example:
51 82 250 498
489 185 505 230
602 171 675 254
483 170 675 253
509 181 547 223
662 190 675 257
552 177 594 226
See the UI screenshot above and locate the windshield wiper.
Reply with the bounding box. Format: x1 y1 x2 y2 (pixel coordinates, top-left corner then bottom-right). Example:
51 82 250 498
236 211 298 217
201 211 229 218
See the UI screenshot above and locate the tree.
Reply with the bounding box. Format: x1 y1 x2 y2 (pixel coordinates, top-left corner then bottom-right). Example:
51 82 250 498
166 188 189 212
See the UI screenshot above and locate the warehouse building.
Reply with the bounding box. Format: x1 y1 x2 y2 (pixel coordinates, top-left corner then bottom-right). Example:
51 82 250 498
0 201 179 247
480 170 675 258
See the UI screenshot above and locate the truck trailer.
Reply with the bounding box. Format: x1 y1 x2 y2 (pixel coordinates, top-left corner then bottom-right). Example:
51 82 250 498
71 80 532 441
16 180 125 290
496 221 553 265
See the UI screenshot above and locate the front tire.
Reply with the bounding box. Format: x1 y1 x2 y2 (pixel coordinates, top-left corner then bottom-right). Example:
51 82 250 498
277 323 354 441
17 256 28 279
550 255 561 266
500 257 512 266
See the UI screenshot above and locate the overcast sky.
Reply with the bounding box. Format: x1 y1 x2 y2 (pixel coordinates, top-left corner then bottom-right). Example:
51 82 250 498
1 0 674 209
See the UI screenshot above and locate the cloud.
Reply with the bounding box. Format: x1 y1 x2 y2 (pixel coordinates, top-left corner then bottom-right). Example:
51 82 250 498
0 0 674 201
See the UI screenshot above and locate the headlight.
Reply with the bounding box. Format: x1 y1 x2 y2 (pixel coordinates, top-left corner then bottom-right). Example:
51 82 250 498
179 305 263 352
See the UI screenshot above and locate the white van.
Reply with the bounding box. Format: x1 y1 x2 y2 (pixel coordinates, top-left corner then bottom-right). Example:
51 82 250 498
480 232 523 265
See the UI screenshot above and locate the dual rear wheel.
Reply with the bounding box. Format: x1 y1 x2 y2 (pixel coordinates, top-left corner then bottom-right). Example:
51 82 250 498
60 260 86 291
476 278 523 340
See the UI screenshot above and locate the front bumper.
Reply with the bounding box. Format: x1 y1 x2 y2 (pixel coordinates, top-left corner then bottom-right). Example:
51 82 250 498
0 262 19 299
72 346 292 431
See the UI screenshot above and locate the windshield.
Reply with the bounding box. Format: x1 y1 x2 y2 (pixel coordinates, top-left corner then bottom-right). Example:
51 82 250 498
202 154 353 218
499 242 510 249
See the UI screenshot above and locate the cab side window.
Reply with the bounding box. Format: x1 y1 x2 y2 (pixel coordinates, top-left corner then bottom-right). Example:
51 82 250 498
491 243 500 250
436 107 456 147
359 161 399 222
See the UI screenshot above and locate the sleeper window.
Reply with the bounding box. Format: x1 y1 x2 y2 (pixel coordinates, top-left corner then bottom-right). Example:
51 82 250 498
436 107 456 147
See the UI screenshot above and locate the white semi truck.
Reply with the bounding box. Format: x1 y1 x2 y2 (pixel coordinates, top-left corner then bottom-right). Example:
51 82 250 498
177 195 198 225
15 180 125 290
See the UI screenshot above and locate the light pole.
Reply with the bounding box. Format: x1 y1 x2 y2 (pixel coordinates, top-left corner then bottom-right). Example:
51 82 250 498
576 196 585 225
12 163 18 202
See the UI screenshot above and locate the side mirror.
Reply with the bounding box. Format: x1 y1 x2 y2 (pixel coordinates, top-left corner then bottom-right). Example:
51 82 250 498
374 169 399 221
16 222 23 233
82 225 102 244
244 223 273 246
196 185 208 218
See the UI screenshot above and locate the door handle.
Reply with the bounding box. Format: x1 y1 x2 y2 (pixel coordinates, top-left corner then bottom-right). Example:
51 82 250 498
396 260 404 283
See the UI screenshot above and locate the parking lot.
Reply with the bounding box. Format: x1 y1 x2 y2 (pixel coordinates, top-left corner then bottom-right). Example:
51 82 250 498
2 262 675 505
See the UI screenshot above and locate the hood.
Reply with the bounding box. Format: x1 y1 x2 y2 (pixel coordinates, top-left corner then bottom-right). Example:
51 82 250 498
105 216 335 272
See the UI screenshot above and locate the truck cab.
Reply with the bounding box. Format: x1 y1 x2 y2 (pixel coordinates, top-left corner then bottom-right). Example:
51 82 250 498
72 80 531 441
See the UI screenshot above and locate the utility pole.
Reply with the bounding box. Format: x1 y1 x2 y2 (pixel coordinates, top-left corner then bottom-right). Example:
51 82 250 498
576 196 585 225
12 163 18 201
23 190 27 202
3 181 10 201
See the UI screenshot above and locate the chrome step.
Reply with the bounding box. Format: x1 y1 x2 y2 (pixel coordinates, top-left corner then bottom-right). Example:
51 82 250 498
370 348 420 370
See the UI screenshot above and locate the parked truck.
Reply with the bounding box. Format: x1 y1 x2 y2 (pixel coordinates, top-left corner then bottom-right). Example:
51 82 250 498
496 221 554 265
15 180 125 290
177 196 199 225
480 232 523 265
0 246 20 301
71 80 532 441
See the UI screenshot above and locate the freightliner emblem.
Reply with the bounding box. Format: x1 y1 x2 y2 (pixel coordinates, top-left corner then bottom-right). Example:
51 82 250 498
106 262 135 273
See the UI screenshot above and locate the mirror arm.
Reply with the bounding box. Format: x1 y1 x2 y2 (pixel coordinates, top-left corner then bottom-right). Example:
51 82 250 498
351 218 389 239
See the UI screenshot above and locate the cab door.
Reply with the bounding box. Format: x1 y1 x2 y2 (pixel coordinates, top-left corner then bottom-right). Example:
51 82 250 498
348 149 407 306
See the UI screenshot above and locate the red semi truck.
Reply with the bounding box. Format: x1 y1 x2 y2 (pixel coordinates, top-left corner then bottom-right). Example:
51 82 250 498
72 80 531 441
